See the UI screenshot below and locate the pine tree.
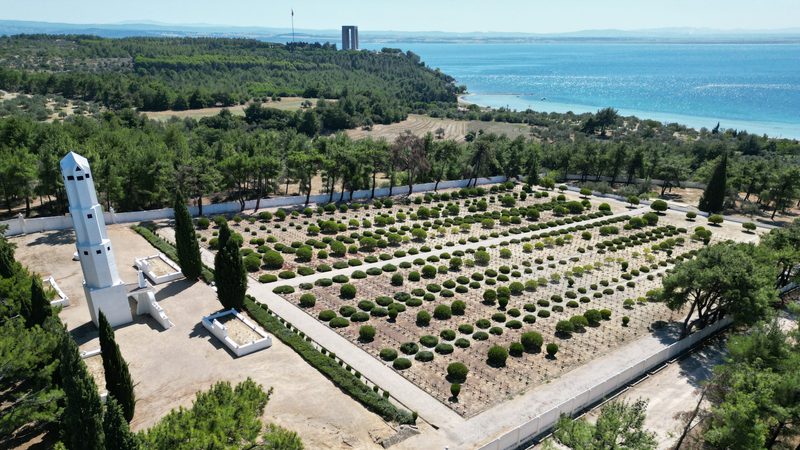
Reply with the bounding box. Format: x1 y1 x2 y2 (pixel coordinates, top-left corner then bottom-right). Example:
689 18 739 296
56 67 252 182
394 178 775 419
98 311 136 422
59 329 105 450
173 191 202 280
28 275 53 327
698 154 728 213
215 238 247 310
103 397 140 450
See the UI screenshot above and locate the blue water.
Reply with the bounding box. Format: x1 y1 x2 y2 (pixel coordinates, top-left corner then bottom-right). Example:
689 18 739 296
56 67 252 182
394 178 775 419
363 42 800 138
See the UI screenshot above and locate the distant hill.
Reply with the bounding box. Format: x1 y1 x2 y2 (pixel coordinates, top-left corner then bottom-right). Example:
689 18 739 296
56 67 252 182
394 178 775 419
1 19 799 44
0 34 459 126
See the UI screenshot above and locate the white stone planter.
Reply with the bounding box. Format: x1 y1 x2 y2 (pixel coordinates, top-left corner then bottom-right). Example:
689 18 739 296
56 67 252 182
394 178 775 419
201 309 272 357
43 276 70 307
134 254 183 284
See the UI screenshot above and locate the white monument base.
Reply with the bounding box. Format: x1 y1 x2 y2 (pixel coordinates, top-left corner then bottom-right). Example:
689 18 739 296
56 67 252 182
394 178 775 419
85 282 132 327
202 309 272 357
43 276 70 307
134 254 184 284
131 290 174 330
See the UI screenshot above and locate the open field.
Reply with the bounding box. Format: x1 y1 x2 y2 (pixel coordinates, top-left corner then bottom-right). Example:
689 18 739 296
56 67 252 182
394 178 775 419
141 97 310 122
346 114 533 142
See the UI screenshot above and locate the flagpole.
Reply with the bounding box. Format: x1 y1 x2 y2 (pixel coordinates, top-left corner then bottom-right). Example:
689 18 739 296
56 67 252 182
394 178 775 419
291 9 295 43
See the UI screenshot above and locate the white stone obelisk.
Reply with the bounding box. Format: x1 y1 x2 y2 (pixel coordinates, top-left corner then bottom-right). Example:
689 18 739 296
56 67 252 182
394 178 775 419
60 152 132 327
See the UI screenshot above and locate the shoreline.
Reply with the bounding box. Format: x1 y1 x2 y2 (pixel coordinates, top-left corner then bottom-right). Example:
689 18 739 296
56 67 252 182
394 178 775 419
457 93 800 139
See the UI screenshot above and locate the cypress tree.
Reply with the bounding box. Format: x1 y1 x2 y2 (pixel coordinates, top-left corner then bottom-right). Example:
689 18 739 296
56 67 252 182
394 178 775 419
0 236 16 278
103 397 140 450
173 191 202 280
215 238 247 310
698 154 728 213
98 311 136 422
28 275 52 327
59 328 105 450
217 220 232 249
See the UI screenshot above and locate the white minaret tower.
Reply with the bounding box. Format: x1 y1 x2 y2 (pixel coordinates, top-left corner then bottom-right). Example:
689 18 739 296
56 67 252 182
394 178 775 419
61 152 132 327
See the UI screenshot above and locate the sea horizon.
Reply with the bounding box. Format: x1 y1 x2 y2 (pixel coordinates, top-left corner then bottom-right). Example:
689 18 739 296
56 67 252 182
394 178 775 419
364 41 800 139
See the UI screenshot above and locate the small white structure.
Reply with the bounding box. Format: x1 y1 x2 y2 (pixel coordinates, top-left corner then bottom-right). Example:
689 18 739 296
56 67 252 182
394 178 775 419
135 254 183 284
42 276 70 307
202 309 272 357
61 152 131 327
128 282 174 330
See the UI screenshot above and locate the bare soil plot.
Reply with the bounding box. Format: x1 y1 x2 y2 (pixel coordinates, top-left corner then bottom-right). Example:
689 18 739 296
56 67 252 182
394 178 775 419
346 114 532 143
142 97 310 122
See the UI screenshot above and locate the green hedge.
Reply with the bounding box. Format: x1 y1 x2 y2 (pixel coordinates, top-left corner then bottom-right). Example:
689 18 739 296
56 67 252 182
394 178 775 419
132 225 214 283
243 297 414 424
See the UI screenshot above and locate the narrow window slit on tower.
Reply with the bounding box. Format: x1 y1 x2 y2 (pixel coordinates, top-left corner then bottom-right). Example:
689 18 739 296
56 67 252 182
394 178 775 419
87 214 93 219
96 250 101 254
67 176 74 180
77 176 84 180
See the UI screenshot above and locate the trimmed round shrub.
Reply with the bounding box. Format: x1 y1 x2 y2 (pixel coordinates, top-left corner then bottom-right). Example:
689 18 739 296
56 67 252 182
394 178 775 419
318 310 336 321
622 316 630 326
359 325 376 342
487 345 509 367
244 253 262 272
272 285 295 294
329 317 349 328
400 342 419 355
258 274 278 283
440 329 456 341
447 362 469 383
435 343 454 354
537 310 551 318
415 351 434 362
555 320 575 334
358 300 375 312
451 300 466 316
416 310 432 326
350 312 370 322
506 320 522 329
419 335 439 348
600 309 612 320
262 250 284 269
393 358 412 370
509 342 524 357
458 324 474 334
546 343 559 358
339 305 356 317
278 270 296 279
433 305 452 320
340 283 357 299
391 273 404 286
380 348 398 361
584 309 602 325
299 293 316 308
520 331 543 352
454 338 471 348
472 331 489 341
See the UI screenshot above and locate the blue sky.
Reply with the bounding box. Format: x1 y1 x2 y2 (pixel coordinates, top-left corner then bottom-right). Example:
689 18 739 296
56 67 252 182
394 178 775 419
2 0 798 33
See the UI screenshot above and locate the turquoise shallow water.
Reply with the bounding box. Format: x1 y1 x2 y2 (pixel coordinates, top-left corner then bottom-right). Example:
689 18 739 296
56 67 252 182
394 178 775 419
363 42 800 138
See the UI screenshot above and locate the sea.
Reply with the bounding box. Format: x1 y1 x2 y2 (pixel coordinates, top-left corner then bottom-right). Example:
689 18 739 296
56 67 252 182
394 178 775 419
362 42 800 139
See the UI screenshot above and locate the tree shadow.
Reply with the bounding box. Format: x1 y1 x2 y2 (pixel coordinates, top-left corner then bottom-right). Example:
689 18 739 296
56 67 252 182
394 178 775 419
154 278 195 302
70 321 98 346
26 229 75 247
677 337 727 389
188 320 237 358
649 320 683 346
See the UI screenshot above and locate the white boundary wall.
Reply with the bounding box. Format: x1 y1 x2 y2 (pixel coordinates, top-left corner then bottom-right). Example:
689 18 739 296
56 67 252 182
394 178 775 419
3 173 775 236
2 175 506 237
475 317 733 450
